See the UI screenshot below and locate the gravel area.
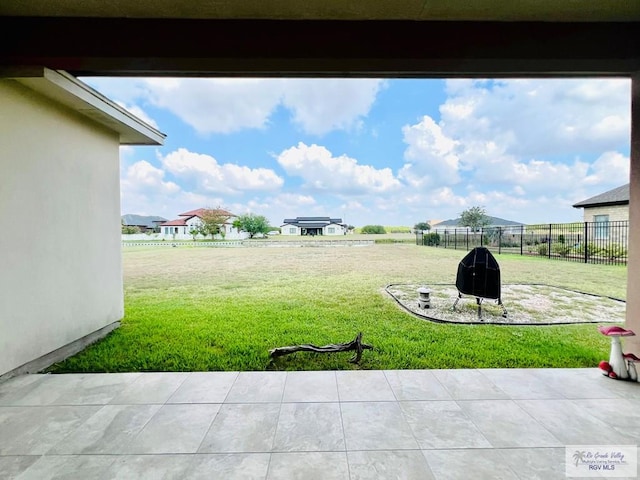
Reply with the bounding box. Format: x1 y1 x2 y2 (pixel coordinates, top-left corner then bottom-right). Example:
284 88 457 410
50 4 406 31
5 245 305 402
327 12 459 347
385 283 626 325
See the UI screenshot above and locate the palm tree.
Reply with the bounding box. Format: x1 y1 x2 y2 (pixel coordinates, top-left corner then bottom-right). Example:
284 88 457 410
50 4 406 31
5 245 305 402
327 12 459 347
573 450 586 467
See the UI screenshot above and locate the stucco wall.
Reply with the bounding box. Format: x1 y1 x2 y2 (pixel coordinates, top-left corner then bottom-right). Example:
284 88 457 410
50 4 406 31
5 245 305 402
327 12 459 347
0 80 123 376
581 204 629 222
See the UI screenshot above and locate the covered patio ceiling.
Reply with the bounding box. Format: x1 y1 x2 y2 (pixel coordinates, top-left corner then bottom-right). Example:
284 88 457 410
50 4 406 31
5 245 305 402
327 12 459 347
1 0 639 77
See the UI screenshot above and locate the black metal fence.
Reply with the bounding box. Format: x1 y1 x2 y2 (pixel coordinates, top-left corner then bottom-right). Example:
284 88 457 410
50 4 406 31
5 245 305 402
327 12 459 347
416 221 629 266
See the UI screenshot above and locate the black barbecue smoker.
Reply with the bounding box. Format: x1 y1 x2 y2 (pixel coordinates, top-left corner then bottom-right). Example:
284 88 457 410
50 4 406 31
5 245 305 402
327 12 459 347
452 246 507 320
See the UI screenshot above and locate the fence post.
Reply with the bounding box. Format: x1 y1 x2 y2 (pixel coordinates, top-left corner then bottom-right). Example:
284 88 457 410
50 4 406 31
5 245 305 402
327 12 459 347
548 224 552 258
454 228 457 250
480 228 484 247
498 227 502 254
520 225 523 256
466 228 469 250
583 222 588 263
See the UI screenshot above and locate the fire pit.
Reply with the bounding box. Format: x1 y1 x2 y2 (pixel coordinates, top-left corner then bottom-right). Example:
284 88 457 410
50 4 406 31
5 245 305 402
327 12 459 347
452 246 507 320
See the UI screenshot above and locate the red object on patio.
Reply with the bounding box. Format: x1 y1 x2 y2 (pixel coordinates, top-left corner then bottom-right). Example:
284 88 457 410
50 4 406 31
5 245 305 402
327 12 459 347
598 325 635 336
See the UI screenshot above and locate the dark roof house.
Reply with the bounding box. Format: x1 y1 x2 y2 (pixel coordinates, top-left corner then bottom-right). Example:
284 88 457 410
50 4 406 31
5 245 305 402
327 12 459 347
121 214 167 230
432 216 523 228
572 184 629 209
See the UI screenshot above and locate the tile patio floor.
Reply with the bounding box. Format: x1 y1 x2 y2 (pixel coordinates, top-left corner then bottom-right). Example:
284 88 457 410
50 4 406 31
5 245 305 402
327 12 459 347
0 368 638 479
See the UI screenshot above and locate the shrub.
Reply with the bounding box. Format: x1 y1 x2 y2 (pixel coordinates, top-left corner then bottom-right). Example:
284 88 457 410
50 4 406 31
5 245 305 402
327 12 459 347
122 225 141 234
575 242 602 258
552 242 572 257
360 225 387 234
536 243 549 256
423 232 441 246
602 244 627 259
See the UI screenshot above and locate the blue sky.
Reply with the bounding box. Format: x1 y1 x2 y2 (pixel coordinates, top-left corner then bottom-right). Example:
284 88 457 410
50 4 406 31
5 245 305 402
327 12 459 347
82 77 631 227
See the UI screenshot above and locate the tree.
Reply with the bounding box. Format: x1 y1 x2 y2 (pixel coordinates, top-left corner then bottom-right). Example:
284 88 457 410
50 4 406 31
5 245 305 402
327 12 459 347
121 225 141 234
459 206 491 231
236 213 271 238
360 225 387 234
414 222 431 232
200 208 231 240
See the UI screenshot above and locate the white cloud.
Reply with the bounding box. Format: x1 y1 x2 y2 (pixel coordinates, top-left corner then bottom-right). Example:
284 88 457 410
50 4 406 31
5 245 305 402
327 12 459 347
399 116 461 188
83 77 385 136
121 160 180 196
584 151 630 186
144 78 284 134
440 78 630 157
276 142 401 194
281 79 385 135
161 148 284 194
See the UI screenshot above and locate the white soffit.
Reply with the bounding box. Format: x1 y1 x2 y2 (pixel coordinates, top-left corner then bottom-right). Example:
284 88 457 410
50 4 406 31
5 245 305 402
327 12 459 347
1 67 165 146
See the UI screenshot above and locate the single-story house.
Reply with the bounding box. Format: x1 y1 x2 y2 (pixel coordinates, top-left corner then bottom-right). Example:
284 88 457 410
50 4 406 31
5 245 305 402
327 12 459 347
121 214 167 233
431 216 524 233
159 208 247 240
572 184 629 223
281 217 346 236
1 68 165 378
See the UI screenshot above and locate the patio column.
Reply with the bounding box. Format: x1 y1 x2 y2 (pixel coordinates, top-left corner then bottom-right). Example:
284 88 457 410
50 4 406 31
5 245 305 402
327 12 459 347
626 75 640 354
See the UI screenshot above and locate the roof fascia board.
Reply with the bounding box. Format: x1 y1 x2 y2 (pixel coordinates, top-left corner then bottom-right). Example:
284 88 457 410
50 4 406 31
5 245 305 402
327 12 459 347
1 67 165 145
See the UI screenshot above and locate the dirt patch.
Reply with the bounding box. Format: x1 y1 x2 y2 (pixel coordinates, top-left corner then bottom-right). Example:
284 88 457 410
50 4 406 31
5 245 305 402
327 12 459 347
385 283 625 325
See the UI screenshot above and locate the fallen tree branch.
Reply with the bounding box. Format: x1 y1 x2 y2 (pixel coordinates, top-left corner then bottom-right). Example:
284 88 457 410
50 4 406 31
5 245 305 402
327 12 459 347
269 332 374 364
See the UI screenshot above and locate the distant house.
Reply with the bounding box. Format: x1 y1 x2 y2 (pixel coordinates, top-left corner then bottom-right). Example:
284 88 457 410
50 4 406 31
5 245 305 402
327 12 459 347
572 184 629 223
121 214 167 233
281 217 346 236
431 216 523 232
159 208 247 240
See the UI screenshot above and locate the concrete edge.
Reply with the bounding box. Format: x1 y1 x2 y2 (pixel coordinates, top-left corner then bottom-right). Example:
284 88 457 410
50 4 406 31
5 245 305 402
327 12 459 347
0 321 121 384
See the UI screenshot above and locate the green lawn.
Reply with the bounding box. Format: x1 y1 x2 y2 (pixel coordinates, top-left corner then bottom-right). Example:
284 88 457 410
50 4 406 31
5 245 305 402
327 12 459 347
47 244 627 373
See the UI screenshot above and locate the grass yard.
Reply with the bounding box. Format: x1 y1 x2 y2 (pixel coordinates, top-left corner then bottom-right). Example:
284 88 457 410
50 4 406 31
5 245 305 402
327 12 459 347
47 243 627 373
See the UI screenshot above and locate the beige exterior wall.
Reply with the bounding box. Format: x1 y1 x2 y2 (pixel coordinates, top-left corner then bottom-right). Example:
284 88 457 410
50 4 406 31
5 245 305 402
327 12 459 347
581 204 629 222
0 80 124 376
626 76 640 354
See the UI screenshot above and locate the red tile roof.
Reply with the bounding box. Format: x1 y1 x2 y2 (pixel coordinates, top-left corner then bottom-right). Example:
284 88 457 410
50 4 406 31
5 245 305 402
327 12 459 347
159 218 189 226
159 208 237 227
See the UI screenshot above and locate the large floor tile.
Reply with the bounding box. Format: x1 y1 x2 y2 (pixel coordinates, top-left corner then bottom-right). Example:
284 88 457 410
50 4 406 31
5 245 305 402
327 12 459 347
399 401 492 449
457 399 562 448
432 369 509 400
423 449 520 480
477 369 565 399
0 456 39 479
384 370 452 401
273 402 344 452
126 403 220 453
495 448 568 480
517 399 639 445
0 375 49 406
0 374 140 406
168 372 238 404
102 454 194 480
225 372 286 403
348 450 435 480
282 371 339 403
199 403 280 453
267 452 349 480
49 404 162 454
527 368 623 399
341 402 418 450
109 373 189 404
0 406 101 455
571 398 640 437
336 370 396 402
185 454 270 480
13 454 116 480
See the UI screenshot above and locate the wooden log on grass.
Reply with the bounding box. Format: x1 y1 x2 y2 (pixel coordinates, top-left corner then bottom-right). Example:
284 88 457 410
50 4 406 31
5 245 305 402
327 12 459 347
269 332 374 364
